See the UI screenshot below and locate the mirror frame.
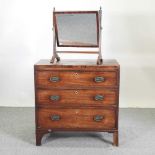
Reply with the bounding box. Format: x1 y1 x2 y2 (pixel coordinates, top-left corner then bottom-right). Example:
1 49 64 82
53 11 99 47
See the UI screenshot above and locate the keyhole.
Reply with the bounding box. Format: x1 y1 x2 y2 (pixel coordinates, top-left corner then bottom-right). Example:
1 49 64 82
75 91 78 94
73 72 79 78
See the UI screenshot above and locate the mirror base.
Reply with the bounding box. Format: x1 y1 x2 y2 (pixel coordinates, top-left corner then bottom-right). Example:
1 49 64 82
97 55 103 65
50 54 60 63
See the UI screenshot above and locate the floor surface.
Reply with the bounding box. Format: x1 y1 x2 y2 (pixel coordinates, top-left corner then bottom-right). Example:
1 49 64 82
0 108 155 155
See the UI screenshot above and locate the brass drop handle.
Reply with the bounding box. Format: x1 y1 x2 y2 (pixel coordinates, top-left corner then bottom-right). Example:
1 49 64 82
94 115 104 122
51 115 61 121
49 76 60 82
94 76 105 82
50 95 60 101
95 95 104 101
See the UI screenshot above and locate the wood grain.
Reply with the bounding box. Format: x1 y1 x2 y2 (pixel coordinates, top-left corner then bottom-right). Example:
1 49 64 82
36 89 117 106
37 108 116 129
36 71 117 89
34 59 120 71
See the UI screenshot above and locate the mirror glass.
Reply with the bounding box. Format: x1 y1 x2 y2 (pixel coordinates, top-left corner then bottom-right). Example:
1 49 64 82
55 12 98 47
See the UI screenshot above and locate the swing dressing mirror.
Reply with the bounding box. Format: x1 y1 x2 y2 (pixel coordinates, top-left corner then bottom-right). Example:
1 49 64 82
51 8 103 65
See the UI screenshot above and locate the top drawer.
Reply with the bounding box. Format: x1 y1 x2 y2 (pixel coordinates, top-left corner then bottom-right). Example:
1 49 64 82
35 71 118 89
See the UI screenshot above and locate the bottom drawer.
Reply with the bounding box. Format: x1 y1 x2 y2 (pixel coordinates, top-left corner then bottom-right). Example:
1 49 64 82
37 108 116 130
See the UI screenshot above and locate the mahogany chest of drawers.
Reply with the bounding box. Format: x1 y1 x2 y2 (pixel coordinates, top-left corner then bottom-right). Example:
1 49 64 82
34 59 120 146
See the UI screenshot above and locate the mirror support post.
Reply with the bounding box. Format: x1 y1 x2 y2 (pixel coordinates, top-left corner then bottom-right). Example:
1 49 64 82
97 7 103 65
50 7 60 63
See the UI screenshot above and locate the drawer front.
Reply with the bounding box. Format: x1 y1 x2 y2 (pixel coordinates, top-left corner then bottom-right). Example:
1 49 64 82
35 71 117 88
37 108 116 130
36 89 117 106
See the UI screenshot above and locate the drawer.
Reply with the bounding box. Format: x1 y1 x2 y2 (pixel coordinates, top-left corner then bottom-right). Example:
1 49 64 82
37 108 116 130
36 89 117 106
35 71 117 88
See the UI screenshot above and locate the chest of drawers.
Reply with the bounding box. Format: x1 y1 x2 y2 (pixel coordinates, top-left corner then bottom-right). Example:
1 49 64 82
34 59 120 146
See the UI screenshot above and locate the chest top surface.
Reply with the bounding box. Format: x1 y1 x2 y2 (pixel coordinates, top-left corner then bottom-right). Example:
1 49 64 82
35 59 119 71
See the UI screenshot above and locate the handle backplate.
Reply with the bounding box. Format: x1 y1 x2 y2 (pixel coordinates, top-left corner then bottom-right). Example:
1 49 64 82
50 76 60 82
94 76 105 83
50 95 60 101
51 115 61 121
95 95 104 101
94 115 104 122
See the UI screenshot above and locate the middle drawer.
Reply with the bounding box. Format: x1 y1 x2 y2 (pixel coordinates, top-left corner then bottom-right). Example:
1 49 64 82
36 89 117 106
